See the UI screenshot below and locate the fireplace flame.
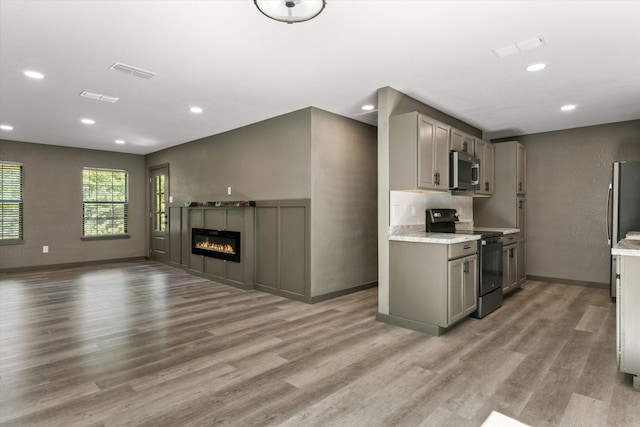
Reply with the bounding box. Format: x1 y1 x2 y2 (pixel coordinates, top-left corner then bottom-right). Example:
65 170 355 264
195 241 236 254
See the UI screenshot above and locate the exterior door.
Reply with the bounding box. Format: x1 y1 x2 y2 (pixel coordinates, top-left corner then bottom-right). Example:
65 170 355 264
150 165 169 262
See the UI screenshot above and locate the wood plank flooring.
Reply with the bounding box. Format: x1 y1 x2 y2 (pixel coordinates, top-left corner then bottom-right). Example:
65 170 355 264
1 261 638 426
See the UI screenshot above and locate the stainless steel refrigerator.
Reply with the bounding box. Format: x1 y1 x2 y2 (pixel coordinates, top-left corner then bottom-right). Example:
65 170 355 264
608 161 640 297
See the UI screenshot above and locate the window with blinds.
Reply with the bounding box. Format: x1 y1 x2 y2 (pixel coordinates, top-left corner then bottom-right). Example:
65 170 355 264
0 162 24 241
82 168 128 236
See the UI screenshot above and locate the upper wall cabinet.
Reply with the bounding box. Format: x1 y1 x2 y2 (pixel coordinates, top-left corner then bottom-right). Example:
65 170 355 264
450 128 476 156
474 138 495 196
390 112 450 191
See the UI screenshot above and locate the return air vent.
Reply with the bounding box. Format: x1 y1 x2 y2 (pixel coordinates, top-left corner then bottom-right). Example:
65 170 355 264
493 35 545 58
79 90 119 103
109 62 156 79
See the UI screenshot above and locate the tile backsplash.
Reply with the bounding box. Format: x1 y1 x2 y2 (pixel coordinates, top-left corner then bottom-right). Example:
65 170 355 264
389 191 473 227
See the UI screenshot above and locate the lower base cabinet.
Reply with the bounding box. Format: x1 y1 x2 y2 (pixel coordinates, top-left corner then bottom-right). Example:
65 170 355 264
448 254 478 325
517 239 527 285
617 254 640 390
388 240 477 335
503 243 518 293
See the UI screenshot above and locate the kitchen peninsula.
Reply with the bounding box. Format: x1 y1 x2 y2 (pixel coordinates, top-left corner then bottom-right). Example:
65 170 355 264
611 231 640 390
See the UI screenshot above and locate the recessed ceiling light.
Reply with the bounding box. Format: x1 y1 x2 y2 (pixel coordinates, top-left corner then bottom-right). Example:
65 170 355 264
190 106 203 113
526 63 546 72
81 118 96 125
362 105 375 111
0 124 14 131
560 105 576 111
24 70 45 79
115 139 125 144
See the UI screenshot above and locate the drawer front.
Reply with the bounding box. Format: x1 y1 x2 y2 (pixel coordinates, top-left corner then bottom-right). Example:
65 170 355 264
448 241 477 259
502 235 518 246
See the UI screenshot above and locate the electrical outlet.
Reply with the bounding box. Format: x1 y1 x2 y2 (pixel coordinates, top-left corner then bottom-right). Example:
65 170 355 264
42 245 49 253
227 186 232 195
169 195 173 203
411 205 416 217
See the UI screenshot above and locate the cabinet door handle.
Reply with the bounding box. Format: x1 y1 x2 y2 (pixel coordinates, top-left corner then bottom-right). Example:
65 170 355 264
509 248 514 258
606 183 612 245
519 199 523 208
463 141 468 152
463 260 469 273
485 182 489 192
463 244 471 250
434 172 440 185
518 182 523 192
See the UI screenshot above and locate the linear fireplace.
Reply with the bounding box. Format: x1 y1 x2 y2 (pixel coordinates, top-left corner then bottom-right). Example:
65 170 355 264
191 228 241 263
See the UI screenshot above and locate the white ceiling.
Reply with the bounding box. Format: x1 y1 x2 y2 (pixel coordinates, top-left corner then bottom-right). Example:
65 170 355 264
1 1 639 155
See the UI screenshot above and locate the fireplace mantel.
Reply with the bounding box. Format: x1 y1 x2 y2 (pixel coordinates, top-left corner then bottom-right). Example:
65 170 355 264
184 201 256 208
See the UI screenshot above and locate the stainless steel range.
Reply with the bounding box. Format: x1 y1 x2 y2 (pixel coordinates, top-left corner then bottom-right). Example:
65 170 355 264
426 209 503 318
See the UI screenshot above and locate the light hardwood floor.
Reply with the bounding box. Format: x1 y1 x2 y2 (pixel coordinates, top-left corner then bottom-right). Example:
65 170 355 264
0 261 638 426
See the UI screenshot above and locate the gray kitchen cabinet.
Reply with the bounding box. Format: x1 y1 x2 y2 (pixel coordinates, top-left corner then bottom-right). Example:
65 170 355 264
448 254 478 324
517 239 527 285
517 197 526 239
388 239 477 335
475 138 494 195
474 141 527 290
450 127 475 156
616 254 640 390
517 143 526 195
503 242 518 293
390 112 450 191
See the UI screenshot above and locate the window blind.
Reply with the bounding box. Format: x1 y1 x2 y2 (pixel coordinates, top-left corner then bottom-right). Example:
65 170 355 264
0 162 24 240
82 168 128 236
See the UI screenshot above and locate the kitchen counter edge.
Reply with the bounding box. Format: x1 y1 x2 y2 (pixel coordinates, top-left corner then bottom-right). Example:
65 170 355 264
612 238 640 257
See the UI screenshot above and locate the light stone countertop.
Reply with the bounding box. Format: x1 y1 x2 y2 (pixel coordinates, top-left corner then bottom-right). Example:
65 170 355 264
612 232 640 257
389 225 481 244
473 227 520 235
625 231 640 240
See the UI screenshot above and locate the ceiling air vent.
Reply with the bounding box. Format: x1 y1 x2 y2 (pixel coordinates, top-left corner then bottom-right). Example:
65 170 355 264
109 62 156 79
79 90 119 103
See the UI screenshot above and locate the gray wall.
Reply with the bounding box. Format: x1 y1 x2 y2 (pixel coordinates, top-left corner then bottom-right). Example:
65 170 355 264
310 108 378 296
145 107 378 299
495 120 640 284
145 108 312 203
377 86 482 315
0 140 146 269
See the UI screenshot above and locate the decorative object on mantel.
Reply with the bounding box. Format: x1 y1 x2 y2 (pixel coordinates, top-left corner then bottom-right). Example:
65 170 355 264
184 201 200 207
254 0 326 24
202 201 256 207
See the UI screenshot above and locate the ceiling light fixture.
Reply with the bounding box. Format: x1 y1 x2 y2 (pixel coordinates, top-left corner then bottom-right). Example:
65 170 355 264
255 0 326 24
81 118 96 125
526 63 546 72
115 139 125 144
362 105 375 111
190 107 203 113
24 70 45 79
0 124 14 131
560 104 576 111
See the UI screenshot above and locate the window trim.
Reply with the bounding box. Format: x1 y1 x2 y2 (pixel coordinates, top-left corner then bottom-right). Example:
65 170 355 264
0 161 24 243
82 167 129 238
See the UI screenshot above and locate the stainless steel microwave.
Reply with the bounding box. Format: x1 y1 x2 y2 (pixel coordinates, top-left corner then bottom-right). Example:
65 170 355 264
450 151 480 191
